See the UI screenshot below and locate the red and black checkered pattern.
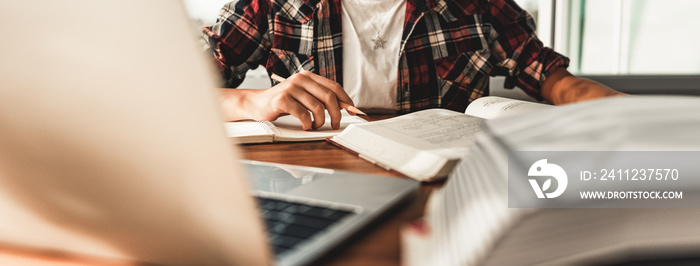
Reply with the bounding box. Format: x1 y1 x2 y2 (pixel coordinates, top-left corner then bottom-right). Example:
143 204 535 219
203 0 569 113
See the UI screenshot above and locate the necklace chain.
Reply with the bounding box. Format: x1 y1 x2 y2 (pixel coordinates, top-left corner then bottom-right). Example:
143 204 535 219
351 0 387 49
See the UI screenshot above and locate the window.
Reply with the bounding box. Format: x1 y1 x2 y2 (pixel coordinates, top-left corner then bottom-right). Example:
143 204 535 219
496 0 700 98
561 0 700 75
551 0 700 95
521 0 700 76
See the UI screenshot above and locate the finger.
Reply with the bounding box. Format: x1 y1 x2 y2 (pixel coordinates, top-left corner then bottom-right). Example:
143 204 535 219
275 94 313 130
289 72 343 129
297 71 355 128
298 70 354 106
290 89 327 130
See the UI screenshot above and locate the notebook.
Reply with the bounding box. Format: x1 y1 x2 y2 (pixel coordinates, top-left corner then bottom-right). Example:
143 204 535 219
225 110 367 144
0 1 418 265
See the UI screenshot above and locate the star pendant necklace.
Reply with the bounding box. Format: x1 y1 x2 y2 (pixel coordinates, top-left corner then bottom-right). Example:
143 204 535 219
354 0 387 49
371 32 386 49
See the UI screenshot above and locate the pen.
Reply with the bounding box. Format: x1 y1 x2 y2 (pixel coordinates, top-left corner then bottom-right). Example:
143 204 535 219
270 73 367 116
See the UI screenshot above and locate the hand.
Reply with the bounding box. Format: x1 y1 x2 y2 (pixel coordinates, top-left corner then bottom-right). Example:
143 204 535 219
221 71 354 130
542 69 627 105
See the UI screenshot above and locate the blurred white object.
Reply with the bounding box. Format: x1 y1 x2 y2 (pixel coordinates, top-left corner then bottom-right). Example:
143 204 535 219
0 0 269 265
404 95 700 266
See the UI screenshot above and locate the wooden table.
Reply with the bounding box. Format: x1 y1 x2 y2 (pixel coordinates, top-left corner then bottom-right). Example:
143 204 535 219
240 140 441 265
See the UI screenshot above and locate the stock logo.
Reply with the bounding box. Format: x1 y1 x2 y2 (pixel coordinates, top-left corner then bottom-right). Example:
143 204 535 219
528 159 568 199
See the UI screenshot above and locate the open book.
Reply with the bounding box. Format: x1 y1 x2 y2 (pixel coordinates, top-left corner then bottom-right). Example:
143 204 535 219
225 110 367 144
328 96 551 181
402 96 700 266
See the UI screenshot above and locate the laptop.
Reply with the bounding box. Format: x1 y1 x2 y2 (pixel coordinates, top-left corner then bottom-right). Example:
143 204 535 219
0 1 418 265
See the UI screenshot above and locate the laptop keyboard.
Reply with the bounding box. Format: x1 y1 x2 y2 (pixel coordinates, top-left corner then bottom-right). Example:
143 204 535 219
255 196 354 256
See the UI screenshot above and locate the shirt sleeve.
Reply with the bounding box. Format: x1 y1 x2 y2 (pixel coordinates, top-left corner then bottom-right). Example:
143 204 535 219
486 0 569 101
202 0 272 88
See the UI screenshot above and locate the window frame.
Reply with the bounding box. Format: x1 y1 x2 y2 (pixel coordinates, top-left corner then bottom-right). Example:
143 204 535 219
543 0 700 95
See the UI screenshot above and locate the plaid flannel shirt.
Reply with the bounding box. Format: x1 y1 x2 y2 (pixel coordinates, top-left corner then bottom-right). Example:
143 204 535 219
203 0 569 113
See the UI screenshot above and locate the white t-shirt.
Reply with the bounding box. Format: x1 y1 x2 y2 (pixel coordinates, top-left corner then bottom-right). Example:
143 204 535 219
341 0 406 113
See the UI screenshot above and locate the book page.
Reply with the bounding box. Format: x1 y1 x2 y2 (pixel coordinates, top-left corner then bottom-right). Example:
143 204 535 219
272 110 367 141
224 121 274 138
481 209 700 266
403 132 522 266
223 110 367 143
223 121 275 144
405 96 700 266
365 109 481 158
330 109 482 180
465 96 552 119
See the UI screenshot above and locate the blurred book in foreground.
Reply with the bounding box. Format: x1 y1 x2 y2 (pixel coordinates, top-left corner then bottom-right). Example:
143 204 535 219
403 96 700 265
